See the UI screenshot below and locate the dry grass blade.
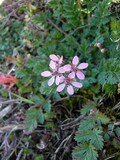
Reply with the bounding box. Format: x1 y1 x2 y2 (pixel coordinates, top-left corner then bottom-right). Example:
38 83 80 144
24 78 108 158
0 124 24 133
0 104 12 120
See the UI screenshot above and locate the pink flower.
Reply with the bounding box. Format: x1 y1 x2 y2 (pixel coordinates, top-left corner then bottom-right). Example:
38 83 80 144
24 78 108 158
49 54 63 66
56 75 83 95
41 54 88 96
41 55 64 86
64 56 88 80
41 70 60 86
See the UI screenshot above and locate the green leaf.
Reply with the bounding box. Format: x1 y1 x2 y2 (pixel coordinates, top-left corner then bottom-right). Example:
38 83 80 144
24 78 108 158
115 127 120 137
103 84 117 95
25 58 38 68
40 80 56 96
78 117 95 131
33 12 47 24
98 58 120 85
25 58 45 74
95 111 110 124
92 128 104 150
72 143 98 160
37 110 44 124
111 18 120 40
25 108 38 132
75 128 104 150
81 101 96 116
0 89 8 97
44 100 51 113
31 95 45 105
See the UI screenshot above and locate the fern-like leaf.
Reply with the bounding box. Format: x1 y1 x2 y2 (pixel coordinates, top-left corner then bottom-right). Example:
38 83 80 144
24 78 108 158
95 111 110 124
25 108 38 133
81 101 96 116
25 108 45 132
75 128 104 150
78 117 95 131
72 143 98 160
98 58 120 85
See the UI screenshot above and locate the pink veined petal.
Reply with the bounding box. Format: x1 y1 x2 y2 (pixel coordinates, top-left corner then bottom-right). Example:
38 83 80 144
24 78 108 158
55 76 60 85
77 63 89 69
41 71 52 77
64 64 71 72
58 67 65 73
48 76 55 86
49 54 59 61
72 56 79 66
72 82 83 88
59 56 63 65
49 60 56 69
68 72 75 79
59 76 65 83
67 85 74 95
76 71 85 80
56 83 65 92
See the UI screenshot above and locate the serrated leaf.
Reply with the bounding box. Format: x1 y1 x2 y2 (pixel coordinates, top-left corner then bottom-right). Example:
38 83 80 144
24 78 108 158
72 143 98 160
25 58 38 68
37 110 44 124
44 100 51 113
25 58 45 74
75 128 104 150
40 80 56 96
31 95 45 105
91 128 104 150
25 108 38 132
78 117 95 131
95 111 110 124
81 102 96 116
98 58 120 85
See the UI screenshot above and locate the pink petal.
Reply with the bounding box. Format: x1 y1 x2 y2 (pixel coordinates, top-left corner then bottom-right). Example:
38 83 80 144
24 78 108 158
49 54 59 61
59 76 65 83
72 82 83 88
78 63 88 69
59 56 63 65
55 76 60 85
67 85 74 95
64 64 71 72
41 71 51 77
68 72 75 79
49 60 56 69
72 56 79 66
56 83 65 92
76 71 85 80
48 76 55 86
58 67 65 73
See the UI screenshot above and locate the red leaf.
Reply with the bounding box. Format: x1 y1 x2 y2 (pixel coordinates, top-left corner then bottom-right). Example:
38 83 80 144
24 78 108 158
0 74 17 85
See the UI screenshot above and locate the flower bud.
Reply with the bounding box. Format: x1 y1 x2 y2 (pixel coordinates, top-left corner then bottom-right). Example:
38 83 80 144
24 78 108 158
100 48 107 53
96 43 102 48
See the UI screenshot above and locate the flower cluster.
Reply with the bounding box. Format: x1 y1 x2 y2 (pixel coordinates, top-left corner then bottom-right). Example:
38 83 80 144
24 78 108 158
41 55 88 95
95 43 107 53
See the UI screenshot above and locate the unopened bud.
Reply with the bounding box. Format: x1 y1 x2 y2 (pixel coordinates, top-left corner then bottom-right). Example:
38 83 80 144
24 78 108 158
96 43 102 49
100 48 107 53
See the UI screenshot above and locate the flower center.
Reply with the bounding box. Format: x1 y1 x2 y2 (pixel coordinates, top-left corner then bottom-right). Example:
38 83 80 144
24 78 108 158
65 77 72 86
55 60 59 64
71 65 77 72
52 71 58 76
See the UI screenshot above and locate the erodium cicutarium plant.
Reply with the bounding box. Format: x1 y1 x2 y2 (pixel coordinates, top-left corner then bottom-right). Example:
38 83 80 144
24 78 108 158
41 55 88 95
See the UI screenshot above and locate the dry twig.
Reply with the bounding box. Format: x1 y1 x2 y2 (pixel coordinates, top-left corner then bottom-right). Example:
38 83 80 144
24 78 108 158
0 124 24 133
52 132 74 160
